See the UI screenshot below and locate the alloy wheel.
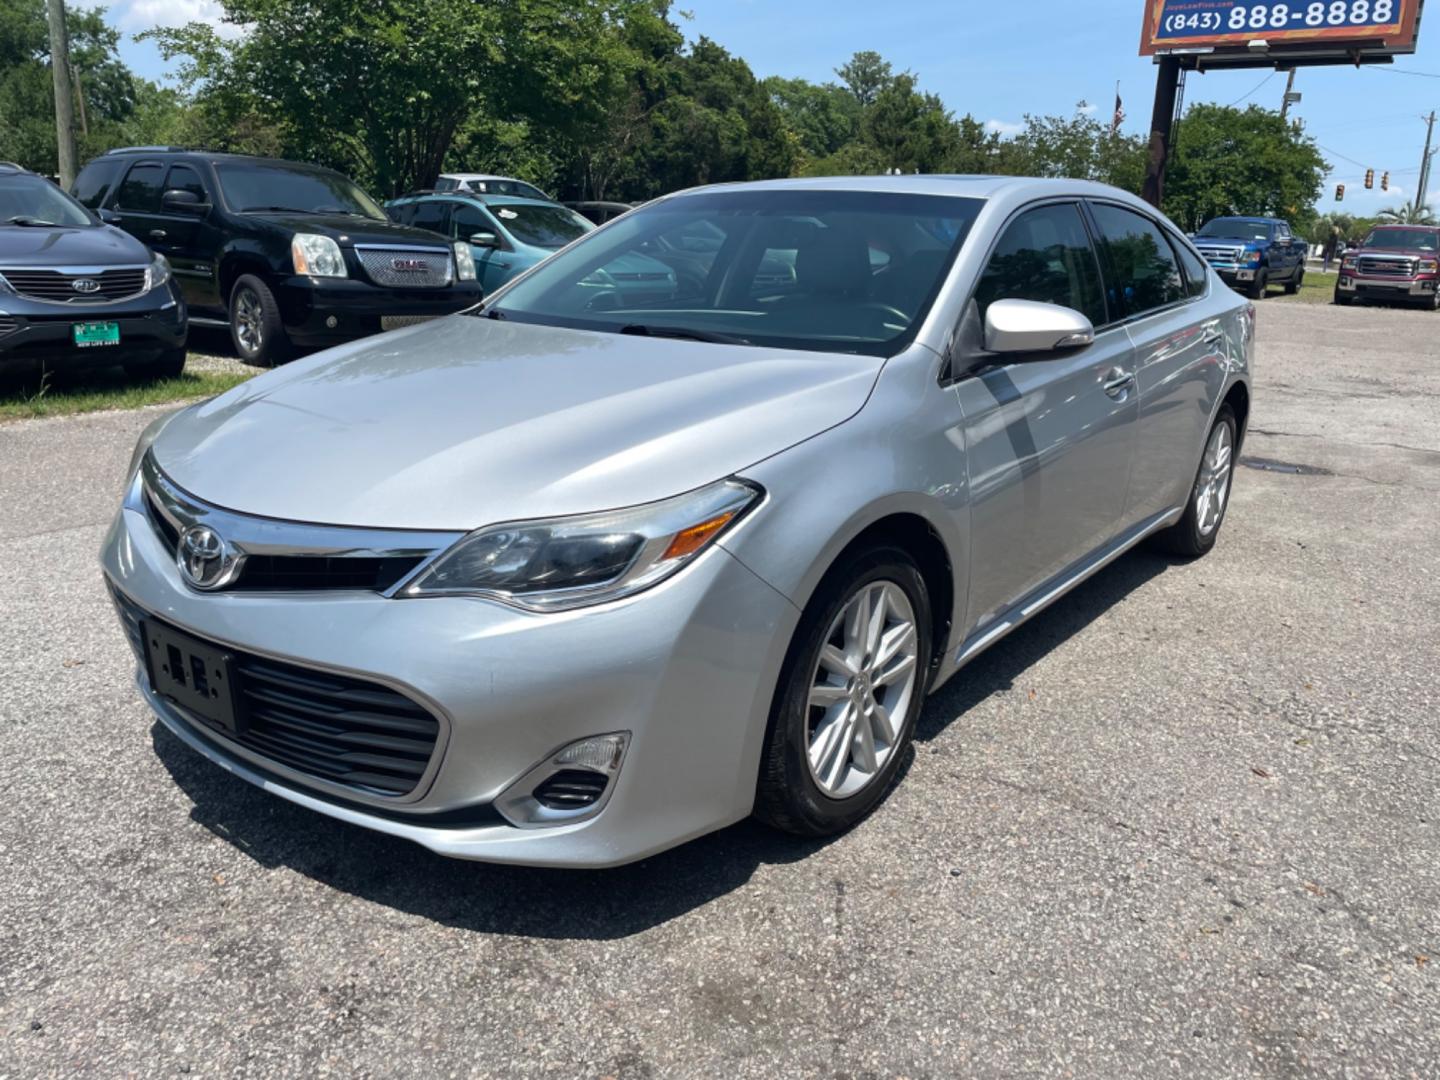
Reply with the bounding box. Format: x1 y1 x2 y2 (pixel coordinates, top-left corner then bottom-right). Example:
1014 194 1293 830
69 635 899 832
233 288 263 355
1194 422 1234 538
805 580 920 799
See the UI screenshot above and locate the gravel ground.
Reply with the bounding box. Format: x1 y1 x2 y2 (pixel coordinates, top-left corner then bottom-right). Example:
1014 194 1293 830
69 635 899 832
0 301 1437 1078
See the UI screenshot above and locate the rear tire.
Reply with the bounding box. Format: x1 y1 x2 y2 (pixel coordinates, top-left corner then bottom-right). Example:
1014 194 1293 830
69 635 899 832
229 274 291 367
1246 271 1268 300
755 546 932 837
1284 267 1303 295
123 346 186 381
1151 405 1238 559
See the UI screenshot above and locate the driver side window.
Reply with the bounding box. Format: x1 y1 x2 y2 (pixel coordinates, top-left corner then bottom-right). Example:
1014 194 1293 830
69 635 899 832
974 203 1107 327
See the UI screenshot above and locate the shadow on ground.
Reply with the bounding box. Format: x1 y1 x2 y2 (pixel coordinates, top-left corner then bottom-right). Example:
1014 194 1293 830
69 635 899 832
151 546 1178 939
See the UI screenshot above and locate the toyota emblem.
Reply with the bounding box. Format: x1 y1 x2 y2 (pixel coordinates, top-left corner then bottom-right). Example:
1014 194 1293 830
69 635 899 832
72 278 101 293
177 524 242 590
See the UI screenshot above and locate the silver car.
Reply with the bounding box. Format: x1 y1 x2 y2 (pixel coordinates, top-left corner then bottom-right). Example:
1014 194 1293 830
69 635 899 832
102 177 1252 867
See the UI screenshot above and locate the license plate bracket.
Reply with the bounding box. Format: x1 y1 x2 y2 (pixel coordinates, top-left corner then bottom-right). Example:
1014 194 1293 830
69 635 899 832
141 620 245 735
72 321 120 348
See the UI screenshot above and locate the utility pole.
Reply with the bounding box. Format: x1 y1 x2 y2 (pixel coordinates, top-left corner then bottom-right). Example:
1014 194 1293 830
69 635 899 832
45 0 77 187
1141 55 1181 209
1416 111 1436 219
1279 69 1297 122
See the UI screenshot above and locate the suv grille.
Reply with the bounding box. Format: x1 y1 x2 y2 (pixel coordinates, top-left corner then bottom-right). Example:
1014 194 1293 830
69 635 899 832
1195 245 1244 265
142 489 425 592
355 247 452 289
0 266 147 302
1357 256 1416 278
109 586 442 797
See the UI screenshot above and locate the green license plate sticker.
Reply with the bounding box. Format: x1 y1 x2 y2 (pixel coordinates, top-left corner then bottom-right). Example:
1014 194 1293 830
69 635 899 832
72 321 120 348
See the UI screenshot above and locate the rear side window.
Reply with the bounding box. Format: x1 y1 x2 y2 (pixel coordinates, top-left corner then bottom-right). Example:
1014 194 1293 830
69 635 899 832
434 177 458 192
1089 203 1185 317
72 159 121 208
165 164 209 202
973 202 1107 326
116 162 164 212
408 201 450 236
1171 235 1209 299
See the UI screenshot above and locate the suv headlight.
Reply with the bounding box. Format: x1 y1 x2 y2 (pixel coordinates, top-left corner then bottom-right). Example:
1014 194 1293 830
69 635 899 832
1419 258 1438 274
1242 250 1262 266
403 479 762 611
454 242 476 281
291 233 347 278
144 252 172 291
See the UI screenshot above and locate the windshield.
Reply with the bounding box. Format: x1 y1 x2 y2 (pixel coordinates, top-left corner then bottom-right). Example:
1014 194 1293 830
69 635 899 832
462 178 549 200
0 174 94 227
493 203 593 248
216 163 386 219
485 189 981 357
1362 228 1438 252
1197 218 1271 242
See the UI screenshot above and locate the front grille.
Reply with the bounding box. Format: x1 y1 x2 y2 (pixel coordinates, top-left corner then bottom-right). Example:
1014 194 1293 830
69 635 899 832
1196 245 1244 265
533 769 609 810
0 266 147 302
109 585 442 797
142 490 423 593
1357 256 1416 278
355 247 452 289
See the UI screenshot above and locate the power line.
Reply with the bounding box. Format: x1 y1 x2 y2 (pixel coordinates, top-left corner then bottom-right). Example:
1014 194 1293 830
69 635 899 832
1227 71 1276 106
1367 66 1440 79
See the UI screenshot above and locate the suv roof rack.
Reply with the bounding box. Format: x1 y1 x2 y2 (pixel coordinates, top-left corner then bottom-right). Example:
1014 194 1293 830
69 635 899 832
103 146 191 155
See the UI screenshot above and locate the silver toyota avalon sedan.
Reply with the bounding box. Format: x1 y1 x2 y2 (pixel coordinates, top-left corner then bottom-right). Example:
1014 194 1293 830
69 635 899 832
102 176 1252 867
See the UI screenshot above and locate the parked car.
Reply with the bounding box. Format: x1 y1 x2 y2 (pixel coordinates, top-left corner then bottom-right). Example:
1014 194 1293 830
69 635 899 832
433 173 552 201
0 161 186 379
566 200 637 226
1190 216 1306 299
1334 224 1440 309
103 176 1251 867
386 190 656 294
72 149 483 366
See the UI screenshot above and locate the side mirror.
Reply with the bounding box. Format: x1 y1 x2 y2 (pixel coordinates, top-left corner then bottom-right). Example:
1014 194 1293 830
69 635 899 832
96 207 121 224
983 299 1094 354
161 189 209 214
469 231 500 249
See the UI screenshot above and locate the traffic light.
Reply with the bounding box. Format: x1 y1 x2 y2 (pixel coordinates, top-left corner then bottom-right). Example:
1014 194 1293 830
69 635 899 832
1365 168 1375 189
1382 172 1390 192
1336 183 1345 201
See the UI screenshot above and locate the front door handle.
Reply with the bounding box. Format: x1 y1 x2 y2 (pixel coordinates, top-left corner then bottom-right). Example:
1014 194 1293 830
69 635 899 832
1103 368 1135 396
149 229 167 241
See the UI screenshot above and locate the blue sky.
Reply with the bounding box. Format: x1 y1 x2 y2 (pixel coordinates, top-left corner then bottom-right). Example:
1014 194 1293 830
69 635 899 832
105 0 1440 215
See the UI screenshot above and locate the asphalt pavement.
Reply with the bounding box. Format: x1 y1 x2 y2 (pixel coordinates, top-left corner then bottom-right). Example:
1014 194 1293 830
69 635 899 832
1 300 1437 1078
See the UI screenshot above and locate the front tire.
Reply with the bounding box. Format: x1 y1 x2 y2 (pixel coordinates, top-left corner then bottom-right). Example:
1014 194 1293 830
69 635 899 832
1334 291 1353 307
123 346 186 381
1246 270 1268 300
755 547 932 837
229 274 291 367
1284 266 1303 295
1151 405 1238 559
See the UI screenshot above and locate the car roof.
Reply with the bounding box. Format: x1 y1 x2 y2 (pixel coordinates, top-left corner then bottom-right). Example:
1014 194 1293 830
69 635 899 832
98 149 348 174
661 174 1147 201
399 192 562 209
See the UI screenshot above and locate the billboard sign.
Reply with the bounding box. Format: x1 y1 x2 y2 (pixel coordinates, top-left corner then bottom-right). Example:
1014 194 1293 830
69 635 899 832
1140 0 1422 55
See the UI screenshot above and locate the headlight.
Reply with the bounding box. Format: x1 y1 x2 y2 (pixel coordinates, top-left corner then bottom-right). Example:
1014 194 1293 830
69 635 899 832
404 478 763 611
144 252 171 291
1419 259 1438 274
1242 250 1262 266
291 233 347 278
1341 255 1357 268
454 242 476 281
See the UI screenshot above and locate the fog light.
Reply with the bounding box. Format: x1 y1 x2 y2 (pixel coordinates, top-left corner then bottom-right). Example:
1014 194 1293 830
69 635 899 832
325 315 339 328
495 732 630 828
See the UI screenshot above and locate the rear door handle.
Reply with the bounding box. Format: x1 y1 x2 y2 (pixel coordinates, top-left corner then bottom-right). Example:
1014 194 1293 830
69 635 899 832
1202 323 1224 345
1103 368 1135 396
149 229 167 241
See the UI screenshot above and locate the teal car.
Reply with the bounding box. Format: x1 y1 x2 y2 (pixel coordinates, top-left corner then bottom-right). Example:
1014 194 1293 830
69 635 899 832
386 193 601 294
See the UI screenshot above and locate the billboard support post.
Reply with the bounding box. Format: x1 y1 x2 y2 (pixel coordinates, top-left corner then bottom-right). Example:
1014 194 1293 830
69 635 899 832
1142 55 1180 209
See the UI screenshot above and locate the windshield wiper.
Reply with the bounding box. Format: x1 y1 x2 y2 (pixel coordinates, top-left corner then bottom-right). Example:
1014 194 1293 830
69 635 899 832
240 205 319 214
619 323 750 346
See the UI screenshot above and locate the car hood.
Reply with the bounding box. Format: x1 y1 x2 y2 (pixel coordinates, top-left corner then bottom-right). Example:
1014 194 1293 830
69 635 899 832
151 317 883 530
247 212 449 247
0 224 149 267
1353 247 1438 259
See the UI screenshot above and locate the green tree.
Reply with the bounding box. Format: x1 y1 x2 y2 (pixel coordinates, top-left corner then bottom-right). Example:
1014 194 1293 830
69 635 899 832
764 76 860 162
1376 203 1437 225
1001 103 1146 190
1162 103 1328 234
835 50 893 108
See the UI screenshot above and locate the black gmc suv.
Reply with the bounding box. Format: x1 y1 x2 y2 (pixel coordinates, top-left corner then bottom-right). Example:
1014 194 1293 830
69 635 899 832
1 161 186 379
73 149 483 365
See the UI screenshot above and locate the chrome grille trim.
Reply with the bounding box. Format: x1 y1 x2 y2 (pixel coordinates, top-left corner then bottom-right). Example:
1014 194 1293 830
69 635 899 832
0 265 148 304
129 452 463 596
1357 256 1417 278
1194 244 1245 265
353 245 453 289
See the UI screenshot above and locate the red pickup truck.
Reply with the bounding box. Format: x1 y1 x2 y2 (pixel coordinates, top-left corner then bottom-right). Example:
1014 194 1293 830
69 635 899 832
1335 225 1440 310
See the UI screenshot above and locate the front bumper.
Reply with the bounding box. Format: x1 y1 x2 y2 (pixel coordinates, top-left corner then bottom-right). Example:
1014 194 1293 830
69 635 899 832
0 282 186 370
100 494 798 867
275 276 483 346
1207 263 1261 284
1335 274 1438 299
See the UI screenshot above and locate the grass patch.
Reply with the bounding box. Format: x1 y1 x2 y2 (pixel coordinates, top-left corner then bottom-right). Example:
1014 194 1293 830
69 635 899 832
1269 269 1340 305
0 367 254 422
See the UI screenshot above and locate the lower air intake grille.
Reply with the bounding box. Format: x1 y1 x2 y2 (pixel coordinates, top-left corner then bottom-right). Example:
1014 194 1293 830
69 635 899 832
533 769 609 810
108 585 441 796
0 316 17 339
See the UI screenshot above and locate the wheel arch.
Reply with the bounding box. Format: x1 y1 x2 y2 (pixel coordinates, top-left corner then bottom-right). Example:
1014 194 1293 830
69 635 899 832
218 249 277 312
1222 378 1251 454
